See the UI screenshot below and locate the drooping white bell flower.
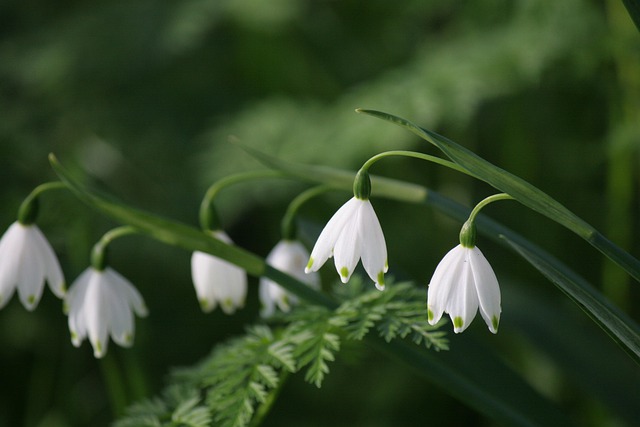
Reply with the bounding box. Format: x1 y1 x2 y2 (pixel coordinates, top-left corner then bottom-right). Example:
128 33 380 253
65 266 148 358
191 230 247 314
305 196 388 290
0 221 65 311
260 240 320 317
427 244 501 334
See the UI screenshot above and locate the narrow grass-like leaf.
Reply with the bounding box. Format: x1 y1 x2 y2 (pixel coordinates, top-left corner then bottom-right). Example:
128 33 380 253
622 0 640 31
502 235 640 364
356 109 640 283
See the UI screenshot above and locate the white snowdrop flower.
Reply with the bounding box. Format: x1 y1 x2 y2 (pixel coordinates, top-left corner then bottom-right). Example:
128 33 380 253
65 266 148 358
0 221 65 311
427 244 501 334
305 196 388 290
260 240 320 317
191 230 247 314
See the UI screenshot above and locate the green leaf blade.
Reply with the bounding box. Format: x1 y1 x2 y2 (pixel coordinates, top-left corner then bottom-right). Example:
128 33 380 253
502 235 640 365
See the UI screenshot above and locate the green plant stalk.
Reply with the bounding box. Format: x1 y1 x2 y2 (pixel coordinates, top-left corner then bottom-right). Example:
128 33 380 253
17 181 67 224
356 109 640 284
49 154 571 426
99 354 128 418
621 0 640 31
241 149 640 364
280 185 333 240
91 226 138 271
360 150 473 177
199 169 286 231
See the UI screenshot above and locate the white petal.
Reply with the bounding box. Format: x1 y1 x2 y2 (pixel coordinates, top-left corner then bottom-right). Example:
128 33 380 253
333 205 361 283
84 271 111 358
16 228 46 310
106 267 148 317
445 248 479 333
191 231 247 314
0 223 26 309
67 269 93 346
306 198 359 273
105 282 135 347
469 246 501 333
258 278 276 318
357 200 387 288
217 263 247 314
191 251 219 312
260 240 315 317
16 249 44 311
427 245 465 325
30 225 65 298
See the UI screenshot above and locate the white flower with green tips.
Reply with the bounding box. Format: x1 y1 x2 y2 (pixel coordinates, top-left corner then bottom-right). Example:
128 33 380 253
305 196 388 290
191 230 247 314
65 266 148 358
260 240 320 317
0 221 65 311
427 244 501 334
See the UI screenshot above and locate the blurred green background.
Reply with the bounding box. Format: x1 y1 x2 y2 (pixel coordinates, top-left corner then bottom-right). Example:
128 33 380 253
1 0 639 426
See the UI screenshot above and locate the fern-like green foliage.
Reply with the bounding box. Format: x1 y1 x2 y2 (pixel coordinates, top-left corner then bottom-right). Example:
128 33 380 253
114 277 447 427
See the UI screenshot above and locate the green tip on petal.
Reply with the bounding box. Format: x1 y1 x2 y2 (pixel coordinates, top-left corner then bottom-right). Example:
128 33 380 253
95 341 102 353
27 295 36 305
377 271 385 286
306 257 314 270
199 299 210 311
340 266 349 279
125 333 133 344
453 316 464 329
491 315 499 333
427 308 434 322
60 282 67 294
70 331 77 340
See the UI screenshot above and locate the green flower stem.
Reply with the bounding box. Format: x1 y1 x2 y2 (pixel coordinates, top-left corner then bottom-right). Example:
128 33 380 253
280 185 333 240
91 226 139 271
467 193 515 224
199 169 286 231
17 181 67 225
99 354 128 418
359 150 474 178
460 193 514 248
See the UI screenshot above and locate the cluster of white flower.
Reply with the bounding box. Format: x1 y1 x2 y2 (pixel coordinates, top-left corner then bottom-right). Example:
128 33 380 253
0 166 504 360
305 193 502 335
0 220 149 358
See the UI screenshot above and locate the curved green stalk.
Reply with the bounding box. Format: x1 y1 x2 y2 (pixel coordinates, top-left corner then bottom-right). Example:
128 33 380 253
360 150 473 177
356 109 640 284
17 181 67 224
91 226 139 271
280 185 333 240
467 193 515 224
199 170 286 231
100 354 128 418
